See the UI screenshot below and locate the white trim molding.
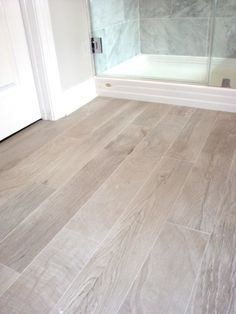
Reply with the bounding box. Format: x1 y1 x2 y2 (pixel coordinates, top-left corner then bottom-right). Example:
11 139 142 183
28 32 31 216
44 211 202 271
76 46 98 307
96 77 236 113
20 0 61 120
61 78 97 116
20 0 97 120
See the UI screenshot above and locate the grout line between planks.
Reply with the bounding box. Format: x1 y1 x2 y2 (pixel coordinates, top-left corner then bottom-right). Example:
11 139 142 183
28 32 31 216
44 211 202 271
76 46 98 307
0 101 146 245
51 105 196 313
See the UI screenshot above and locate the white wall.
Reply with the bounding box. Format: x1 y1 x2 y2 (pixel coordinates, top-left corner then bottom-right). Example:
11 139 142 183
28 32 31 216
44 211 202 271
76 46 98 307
48 0 94 91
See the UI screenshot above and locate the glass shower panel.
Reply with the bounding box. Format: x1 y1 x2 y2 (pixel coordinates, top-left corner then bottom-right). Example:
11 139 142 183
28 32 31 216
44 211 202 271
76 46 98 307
89 0 140 75
137 0 212 84
89 0 214 86
209 0 236 88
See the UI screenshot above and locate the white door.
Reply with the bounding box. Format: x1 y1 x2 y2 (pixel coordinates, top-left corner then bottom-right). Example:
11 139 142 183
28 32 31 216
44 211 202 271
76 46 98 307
0 0 41 140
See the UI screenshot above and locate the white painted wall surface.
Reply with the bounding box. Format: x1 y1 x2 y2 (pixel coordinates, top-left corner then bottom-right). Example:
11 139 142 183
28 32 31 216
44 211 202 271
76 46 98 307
48 0 94 91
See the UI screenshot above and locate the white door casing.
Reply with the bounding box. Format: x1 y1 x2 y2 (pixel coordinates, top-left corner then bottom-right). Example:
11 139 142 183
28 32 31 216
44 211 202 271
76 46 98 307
0 0 41 140
20 0 96 122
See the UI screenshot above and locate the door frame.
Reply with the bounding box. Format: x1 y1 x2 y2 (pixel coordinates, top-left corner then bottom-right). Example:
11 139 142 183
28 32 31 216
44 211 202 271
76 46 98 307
20 0 62 120
19 0 96 121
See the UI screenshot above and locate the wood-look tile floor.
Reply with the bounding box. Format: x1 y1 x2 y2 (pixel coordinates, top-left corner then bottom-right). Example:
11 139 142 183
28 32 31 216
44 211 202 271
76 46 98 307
0 97 235 314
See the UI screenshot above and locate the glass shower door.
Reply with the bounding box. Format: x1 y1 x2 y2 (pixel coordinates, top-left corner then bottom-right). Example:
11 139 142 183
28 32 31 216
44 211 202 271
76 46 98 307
138 0 213 85
88 0 227 87
209 0 236 88
89 0 140 76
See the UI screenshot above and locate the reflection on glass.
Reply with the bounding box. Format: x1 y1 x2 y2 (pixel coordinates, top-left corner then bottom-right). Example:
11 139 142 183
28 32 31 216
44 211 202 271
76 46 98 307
89 0 236 89
210 0 236 88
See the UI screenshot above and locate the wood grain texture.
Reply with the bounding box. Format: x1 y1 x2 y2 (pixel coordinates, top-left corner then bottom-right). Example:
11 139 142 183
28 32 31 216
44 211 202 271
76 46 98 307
0 100 142 206
0 104 192 314
166 109 218 162
0 135 82 205
34 100 145 190
216 111 236 122
0 264 19 297
51 157 192 314
0 120 51 172
131 102 170 130
0 101 140 204
185 153 236 314
0 183 54 241
0 107 150 273
65 98 129 138
0 98 235 314
119 223 208 314
0 246 88 313
132 105 195 159
0 97 112 172
67 105 194 243
54 103 174 242
168 115 236 233
0 229 98 314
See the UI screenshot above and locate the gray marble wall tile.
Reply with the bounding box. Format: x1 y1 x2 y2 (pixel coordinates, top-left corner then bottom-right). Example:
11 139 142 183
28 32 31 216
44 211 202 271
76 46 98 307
171 0 211 17
140 18 209 56
139 0 172 18
89 0 125 31
90 0 140 74
124 0 139 21
105 20 139 68
93 21 139 74
216 0 236 17
90 0 139 31
212 18 236 57
90 0 236 73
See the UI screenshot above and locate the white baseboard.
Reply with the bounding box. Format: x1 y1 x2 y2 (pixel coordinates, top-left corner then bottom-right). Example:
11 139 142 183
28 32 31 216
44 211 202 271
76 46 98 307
60 78 97 117
51 78 97 120
95 77 236 113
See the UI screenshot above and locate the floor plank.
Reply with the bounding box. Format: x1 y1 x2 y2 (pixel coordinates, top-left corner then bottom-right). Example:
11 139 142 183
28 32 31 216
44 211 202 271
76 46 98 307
0 105 195 313
0 98 235 314
0 106 152 273
217 111 236 122
118 223 208 314
0 100 142 205
51 157 192 314
0 97 113 172
131 102 170 130
0 183 54 242
0 120 51 172
166 108 218 162
33 100 145 190
0 135 82 205
168 115 236 233
185 153 236 314
67 105 194 242
64 98 131 138
0 264 19 298
0 229 99 314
